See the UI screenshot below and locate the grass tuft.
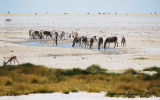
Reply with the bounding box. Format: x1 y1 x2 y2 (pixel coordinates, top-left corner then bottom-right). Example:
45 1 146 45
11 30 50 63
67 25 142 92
87 88 100 93
36 87 53 93
134 57 149 60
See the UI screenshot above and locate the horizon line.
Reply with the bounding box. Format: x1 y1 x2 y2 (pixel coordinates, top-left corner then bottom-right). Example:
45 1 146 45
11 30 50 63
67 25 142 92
0 13 160 16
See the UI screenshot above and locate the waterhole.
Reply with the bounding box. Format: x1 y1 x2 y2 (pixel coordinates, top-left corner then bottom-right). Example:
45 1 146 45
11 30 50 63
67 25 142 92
21 41 124 54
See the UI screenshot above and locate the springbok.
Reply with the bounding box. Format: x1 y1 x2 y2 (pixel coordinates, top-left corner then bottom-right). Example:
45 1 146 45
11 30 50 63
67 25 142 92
104 36 118 49
121 36 126 47
3 56 19 66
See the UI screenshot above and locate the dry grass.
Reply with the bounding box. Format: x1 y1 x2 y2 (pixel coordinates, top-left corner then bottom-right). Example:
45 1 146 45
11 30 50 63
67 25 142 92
0 63 160 97
134 57 149 60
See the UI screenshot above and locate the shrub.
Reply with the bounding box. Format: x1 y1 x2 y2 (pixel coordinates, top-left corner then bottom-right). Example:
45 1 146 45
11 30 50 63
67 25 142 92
142 72 160 80
86 64 106 74
142 74 152 81
31 78 39 84
20 63 35 67
153 72 160 80
62 90 69 94
6 90 20 96
62 68 89 76
51 76 64 82
124 69 137 75
5 80 12 86
87 88 100 93
143 66 160 72
37 88 53 93
70 88 78 92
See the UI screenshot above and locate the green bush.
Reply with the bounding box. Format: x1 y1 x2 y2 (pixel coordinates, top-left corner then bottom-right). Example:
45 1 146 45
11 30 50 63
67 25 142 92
37 88 53 93
5 80 12 86
62 90 69 94
31 78 39 84
124 69 137 75
62 68 89 76
20 63 35 67
70 88 78 92
143 66 160 72
86 64 106 74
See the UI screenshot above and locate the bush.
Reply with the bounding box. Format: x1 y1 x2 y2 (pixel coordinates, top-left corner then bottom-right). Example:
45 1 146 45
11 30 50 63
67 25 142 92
124 69 137 75
87 88 100 93
6 90 21 96
62 90 69 94
5 80 12 86
153 72 160 80
143 66 160 72
86 64 106 74
142 74 152 81
31 78 39 84
62 68 89 76
142 72 160 81
20 63 35 67
37 88 53 93
70 88 78 92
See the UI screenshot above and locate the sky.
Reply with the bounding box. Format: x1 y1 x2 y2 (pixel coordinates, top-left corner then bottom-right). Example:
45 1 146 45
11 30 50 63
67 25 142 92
0 0 160 14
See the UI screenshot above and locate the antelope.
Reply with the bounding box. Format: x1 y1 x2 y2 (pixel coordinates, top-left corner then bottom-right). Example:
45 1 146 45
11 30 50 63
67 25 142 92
3 56 19 66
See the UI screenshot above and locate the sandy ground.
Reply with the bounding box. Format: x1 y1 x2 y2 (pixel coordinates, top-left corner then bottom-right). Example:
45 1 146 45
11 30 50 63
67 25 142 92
0 15 160 99
0 15 160 71
0 92 159 100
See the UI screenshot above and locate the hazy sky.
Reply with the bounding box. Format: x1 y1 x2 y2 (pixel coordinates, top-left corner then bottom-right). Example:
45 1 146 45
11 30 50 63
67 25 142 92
0 0 160 14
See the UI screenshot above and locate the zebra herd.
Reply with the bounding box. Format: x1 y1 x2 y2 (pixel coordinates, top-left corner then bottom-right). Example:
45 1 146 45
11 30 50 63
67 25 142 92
72 35 126 49
29 29 71 40
29 29 126 49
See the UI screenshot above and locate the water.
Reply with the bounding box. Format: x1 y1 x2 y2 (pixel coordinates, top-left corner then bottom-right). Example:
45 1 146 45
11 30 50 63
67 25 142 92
21 41 124 54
